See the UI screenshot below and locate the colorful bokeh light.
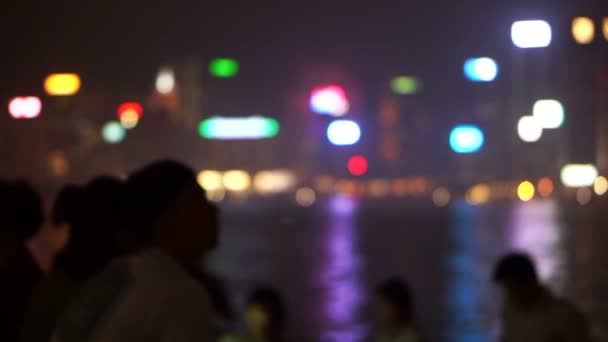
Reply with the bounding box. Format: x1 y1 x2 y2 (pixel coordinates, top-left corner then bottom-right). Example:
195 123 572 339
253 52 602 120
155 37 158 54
101 121 126 144
9 96 42 119
209 58 239 78
199 116 280 140
518 116 543 143
347 156 368 176
533 99 564 129
449 125 484 154
594 176 608 196
222 170 251 192
156 67 175 94
197 170 224 191
560 164 598 188
511 20 552 48
464 57 499 82
309 85 350 116
390 76 420 95
327 120 361 146
572 17 595 44
295 187 316 207
44 73 81 96
517 181 536 202
119 110 139 129
537 178 554 197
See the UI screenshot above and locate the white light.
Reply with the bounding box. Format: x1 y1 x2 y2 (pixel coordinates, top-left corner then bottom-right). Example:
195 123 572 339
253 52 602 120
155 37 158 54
197 170 224 191
156 68 175 94
222 170 251 192
253 170 296 195
533 99 564 129
560 164 599 188
518 116 543 143
511 20 552 48
327 120 361 146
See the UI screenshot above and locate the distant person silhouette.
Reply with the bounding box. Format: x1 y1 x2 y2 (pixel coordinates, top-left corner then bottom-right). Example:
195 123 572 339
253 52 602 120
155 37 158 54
221 287 287 342
21 178 127 342
52 161 219 342
373 277 420 342
493 253 592 342
0 181 44 341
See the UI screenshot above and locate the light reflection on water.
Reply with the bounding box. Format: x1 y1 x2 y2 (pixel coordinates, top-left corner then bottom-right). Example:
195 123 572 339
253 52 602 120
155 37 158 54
321 196 368 342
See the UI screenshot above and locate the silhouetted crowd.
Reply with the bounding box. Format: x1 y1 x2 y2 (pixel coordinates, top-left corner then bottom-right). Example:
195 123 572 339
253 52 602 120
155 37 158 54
0 161 594 341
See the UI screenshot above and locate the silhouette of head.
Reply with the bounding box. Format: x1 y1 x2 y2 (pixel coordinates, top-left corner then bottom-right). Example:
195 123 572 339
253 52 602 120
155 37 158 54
54 177 127 279
49 185 84 254
245 287 286 341
127 160 219 268
493 253 540 309
0 181 44 243
375 277 414 326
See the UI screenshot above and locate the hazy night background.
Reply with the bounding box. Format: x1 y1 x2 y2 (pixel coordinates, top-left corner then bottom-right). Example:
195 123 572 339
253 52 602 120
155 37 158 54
2 0 608 341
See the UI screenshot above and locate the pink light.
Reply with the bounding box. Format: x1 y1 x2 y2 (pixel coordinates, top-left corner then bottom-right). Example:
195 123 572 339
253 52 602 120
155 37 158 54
310 85 350 116
9 96 42 119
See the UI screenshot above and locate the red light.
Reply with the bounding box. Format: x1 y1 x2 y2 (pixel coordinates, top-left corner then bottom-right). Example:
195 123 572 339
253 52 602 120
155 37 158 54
117 102 143 119
9 96 42 119
347 156 368 176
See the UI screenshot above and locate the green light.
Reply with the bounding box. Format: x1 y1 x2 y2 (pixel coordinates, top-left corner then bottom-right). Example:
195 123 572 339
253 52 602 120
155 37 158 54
198 116 280 140
209 58 239 78
102 121 126 144
390 76 420 95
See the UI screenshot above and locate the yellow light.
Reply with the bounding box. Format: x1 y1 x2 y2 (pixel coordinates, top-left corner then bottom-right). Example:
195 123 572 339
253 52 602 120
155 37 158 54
368 179 390 197
197 170 223 191
572 17 595 44
604 18 608 41
119 109 140 129
295 187 316 207
466 184 491 205
253 170 296 195
537 177 554 197
594 176 608 196
44 73 81 96
517 181 535 202
432 187 451 207
206 188 226 203
222 170 251 192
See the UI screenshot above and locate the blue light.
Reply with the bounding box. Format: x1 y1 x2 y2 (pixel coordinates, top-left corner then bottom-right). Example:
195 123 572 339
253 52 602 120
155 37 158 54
464 58 498 82
450 125 484 154
327 120 361 146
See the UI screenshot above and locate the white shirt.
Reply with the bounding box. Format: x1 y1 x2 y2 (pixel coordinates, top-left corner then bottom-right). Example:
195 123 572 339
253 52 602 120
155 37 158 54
502 288 591 342
52 249 214 342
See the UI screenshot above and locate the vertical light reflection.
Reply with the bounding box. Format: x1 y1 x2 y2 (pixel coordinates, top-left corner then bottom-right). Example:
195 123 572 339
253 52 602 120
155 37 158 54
509 200 566 292
321 196 367 342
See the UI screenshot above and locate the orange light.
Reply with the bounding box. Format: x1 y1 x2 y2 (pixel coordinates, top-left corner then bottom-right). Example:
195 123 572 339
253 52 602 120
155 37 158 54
604 18 608 41
44 73 81 96
119 110 140 129
537 178 554 197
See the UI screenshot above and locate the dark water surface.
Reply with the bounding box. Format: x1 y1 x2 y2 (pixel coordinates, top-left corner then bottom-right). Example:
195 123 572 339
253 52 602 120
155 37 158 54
209 197 608 342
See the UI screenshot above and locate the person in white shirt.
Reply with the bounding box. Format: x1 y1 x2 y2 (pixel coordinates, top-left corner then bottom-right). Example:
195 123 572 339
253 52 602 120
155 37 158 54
492 253 592 342
52 160 220 342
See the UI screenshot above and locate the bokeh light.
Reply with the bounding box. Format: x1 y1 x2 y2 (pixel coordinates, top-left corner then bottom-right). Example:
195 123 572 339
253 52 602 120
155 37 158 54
327 120 361 146
464 57 499 82
604 18 608 41
449 125 484 154
199 116 280 140
197 170 224 191
390 76 420 95
309 85 350 116
517 116 543 143
577 188 592 206
49 150 69 177
511 20 552 48
466 184 491 206
572 17 595 44
44 73 81 96
295 187 316 207
368 179 390 197
537 178 554 197
560 164 599 188
206 189 226 203
119 110 140 129
432 187 451 207
156 67 175 94
222 170 251 192
117 102 143 119
209 58 239 78
9 96 42 119
101 121 126 144
533 99 564 129
347 156 368 176
594 176 608 196
253 170 296 195
517 181 536 202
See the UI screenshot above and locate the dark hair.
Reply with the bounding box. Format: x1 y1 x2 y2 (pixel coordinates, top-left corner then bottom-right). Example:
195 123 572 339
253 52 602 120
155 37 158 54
376 277 414 323
126 160 199 245
493 253 538 284
54 177 127 279
51 185 84 226
247 287 286 335
0 181 43 241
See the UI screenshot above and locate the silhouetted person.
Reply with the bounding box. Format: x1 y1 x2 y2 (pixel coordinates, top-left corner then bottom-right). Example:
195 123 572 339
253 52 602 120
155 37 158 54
194 270 235 336
0 181 44 341
47 185 84 264
21 178 126 342
53 161 219 342
493 253 592 342
373 277 420 342
221 287 287 342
